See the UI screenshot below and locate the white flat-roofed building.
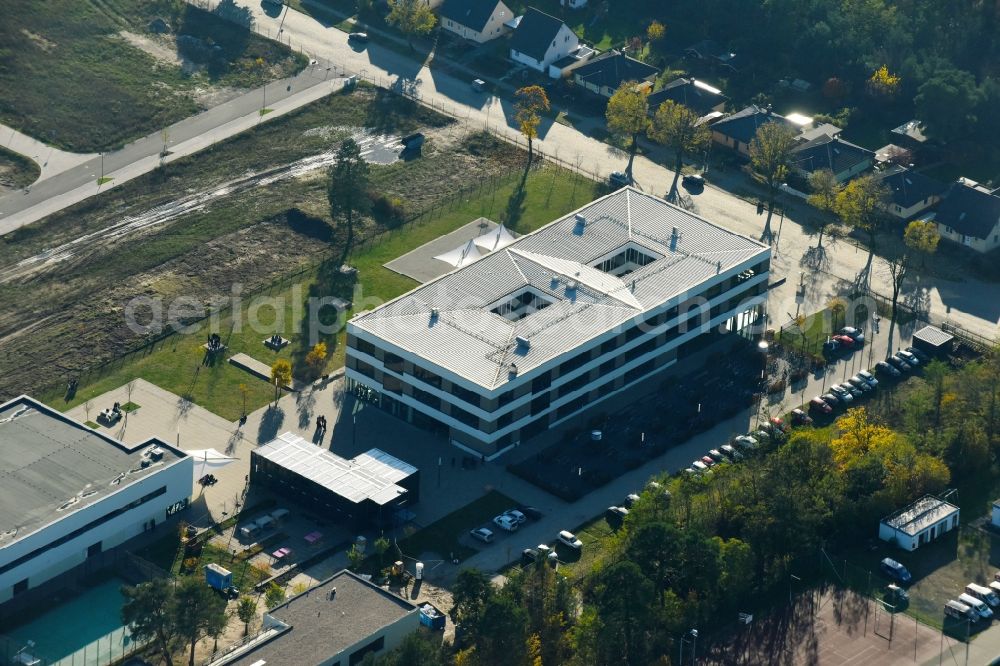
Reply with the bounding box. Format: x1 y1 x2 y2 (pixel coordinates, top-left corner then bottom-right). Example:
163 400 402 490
0 396 193 604
346 187 771 457
879 495 960 551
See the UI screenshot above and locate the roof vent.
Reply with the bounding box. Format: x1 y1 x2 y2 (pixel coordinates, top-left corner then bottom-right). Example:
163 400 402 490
430 308 439 324
670 226 679 251
631 279 637 292
148 447 164 461
716 260 722 274
574 214 587 227
515 336 531 350
508 363 519 378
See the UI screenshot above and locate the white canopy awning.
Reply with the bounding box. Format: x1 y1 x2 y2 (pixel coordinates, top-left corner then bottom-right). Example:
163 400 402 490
473 223 516 252
185 448 238 480
434 239 483 268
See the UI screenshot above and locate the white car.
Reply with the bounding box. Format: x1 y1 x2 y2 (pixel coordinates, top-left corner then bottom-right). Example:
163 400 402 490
537 544 559 562
734 435 758 450
557 530 583 550
470 527 494 543
493 515 519 532
692 460 709 472
503 509 527 524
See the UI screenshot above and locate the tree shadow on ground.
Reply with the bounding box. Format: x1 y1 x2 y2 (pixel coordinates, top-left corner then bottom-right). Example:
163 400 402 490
256 404 285 444
502 168 531 229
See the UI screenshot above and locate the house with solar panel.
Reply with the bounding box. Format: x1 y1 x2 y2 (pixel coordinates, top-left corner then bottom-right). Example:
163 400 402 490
345 187 770 458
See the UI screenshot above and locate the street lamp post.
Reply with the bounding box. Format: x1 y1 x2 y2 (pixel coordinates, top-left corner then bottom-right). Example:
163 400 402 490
678 628 698 665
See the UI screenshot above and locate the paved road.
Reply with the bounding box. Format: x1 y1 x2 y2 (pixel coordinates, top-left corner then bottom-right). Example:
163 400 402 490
0 125 96 182
0 65 348 234
229 0 1000 343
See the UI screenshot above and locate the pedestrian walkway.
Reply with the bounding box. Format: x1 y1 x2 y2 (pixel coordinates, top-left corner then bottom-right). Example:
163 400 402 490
0 66 348 234
0 124 96 182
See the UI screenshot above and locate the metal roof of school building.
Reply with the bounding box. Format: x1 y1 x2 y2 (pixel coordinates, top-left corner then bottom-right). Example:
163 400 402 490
350 187 769 389
881 495 959 536
254 433 416 506
0 396 185 543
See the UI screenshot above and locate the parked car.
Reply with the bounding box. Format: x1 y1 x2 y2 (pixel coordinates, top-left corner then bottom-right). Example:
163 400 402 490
682 173 705 188
880 557 912 584
821 393 841 407
692 460 709 472
517 505 543 521
536 544 558 564
769 416 789 433
848 375 874 393
841 326 866 344
606 506 629 522
470 527 494 543
838 382 863 399
734 435 759 449
958 592 993 619
876 360 901 377
829 385 855 403
886 583 909 604
858 370 879 387
720 444 743 461
623 493 641 508
348 32 369 43
522 547 540 565
492 515 519 532
791 408 814 425
810 396 834 414
832 334 856 349
966 583 1000 608
897 349 920 366
503 509 527 524
609 171 631 187
557 530 583 550
906 346 929 363
823 339 841 355
888 355 912 372
708 449 728 463
700 455 717 467
945 599 978 622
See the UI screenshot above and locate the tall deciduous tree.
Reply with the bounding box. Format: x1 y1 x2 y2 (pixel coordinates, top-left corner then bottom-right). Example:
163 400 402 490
328 138 371 263
475 596 529 666
914 69 984 143
605 82 650 181
748 121 798 244
449 568 495 635
386 0 436 50
884 219 940 352
514 86 550 168
304 341 328 379
121 580 178 666
806 168 842 248
836 173 889 283
270 358 292 403
236 596 257 636
649 99 710 201
172 576 228 666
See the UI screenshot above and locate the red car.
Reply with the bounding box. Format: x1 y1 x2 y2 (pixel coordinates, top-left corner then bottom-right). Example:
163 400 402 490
809 396 833 414
831 334 855 348
769 416 789 433
700 455 716 467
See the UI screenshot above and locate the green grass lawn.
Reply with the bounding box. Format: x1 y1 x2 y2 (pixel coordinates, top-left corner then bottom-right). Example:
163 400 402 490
49 162 601 420
0 146 41 189
395 490 519 562
1 0 305 151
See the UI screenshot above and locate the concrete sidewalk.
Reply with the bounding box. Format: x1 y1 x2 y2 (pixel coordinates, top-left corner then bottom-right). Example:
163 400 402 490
0 124 96 182
0 66 347 234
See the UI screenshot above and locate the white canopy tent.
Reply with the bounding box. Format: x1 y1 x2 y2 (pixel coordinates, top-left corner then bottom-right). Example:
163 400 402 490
473 223 516 252
185 448 238 480
434 239 483 268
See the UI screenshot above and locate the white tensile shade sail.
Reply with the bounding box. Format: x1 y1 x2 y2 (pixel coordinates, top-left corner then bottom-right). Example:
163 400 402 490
185 448 238 480
473 223 516 252
434 239 483 268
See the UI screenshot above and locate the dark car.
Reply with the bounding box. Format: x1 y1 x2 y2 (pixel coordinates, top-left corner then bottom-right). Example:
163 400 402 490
905 346 929 363
791 408 813 425
348 32 369 43
609 171 631 187
522 548 539 565
876 360 901 377
682 173 705 188
820 393 841 408
623 493 641 508
810 396 833 414
517 505 543 520
606 506 629 523
823 339 841 355
880 557 913 585
888 355 912 372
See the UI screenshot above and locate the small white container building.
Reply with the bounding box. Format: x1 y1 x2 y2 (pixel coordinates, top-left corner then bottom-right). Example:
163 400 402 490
879 495 960 551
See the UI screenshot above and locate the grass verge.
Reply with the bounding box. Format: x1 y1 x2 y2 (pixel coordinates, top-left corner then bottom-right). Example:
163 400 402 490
0 146 41 189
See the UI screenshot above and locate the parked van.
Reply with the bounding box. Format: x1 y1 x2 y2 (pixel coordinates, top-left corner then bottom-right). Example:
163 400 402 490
958 593 993 620
966 583 1000 608
945 600 978 622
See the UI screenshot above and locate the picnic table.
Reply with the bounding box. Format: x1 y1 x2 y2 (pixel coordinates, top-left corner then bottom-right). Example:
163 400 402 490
303 531 323 545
